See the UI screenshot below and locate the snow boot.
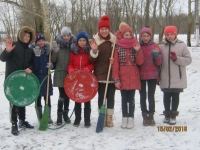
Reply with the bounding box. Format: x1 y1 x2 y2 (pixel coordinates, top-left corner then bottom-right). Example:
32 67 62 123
127 117 134 129
163 111 170 123
142 112 149 126
84 108 91 128
169 110 179 125
73 108 81 127
106 109 114 127
11 123 19 136
63 110 71 124
149 113 155 126
56 111 63 125
48 107 53 124
19 120 34 128
121 117 127 129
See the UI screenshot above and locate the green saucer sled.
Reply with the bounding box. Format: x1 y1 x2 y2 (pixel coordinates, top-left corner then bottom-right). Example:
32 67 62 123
4 70 40 107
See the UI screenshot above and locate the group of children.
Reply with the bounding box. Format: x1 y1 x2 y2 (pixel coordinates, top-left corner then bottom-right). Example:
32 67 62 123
0 15 192 136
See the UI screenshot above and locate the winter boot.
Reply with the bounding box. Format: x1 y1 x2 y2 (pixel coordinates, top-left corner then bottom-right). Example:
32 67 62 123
142 112 149 126
36 106 42 121
11 123 19 136
169 111 179 125
19 120 34 129
121 117 127 129
149 113 155 126
106 109 114 127
73 108 81 127
163 111 170 123
84 108 91 128
48 107 53 124
127 117 134 129
63 110 71 124
56 112 63 125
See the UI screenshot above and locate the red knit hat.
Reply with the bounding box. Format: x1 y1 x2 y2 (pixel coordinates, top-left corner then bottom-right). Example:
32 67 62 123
98 15 110 30
164 26 178 36
115 22 134 39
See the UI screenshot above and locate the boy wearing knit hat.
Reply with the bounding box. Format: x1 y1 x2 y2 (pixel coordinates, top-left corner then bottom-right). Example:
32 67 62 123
89 15 116 127
112 22 144 129
51 27 76 125
67 31 94 128
138 27 163 126
29 33 54 124
159 25 192 125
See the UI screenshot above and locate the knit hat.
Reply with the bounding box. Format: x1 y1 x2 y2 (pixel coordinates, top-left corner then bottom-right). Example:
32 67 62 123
115 22 134 39
140 27 152 37
164 26 178 36
98 15 110 30
35 33 45 43
76 31 89 42
61 26 72 37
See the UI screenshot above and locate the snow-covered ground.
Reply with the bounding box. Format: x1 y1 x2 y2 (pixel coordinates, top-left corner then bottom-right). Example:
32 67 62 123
0 35 199 150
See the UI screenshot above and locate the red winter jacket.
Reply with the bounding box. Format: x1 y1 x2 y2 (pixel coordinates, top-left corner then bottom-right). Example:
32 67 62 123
139 41 162 80
112 46 144 90
67 44 94 72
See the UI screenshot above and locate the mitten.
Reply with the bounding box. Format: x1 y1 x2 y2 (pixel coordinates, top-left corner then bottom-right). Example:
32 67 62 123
33 46 41 57
83 67 90 72
46 62 54 69
170 51 177 61
152 52 159 57
52 41 59 53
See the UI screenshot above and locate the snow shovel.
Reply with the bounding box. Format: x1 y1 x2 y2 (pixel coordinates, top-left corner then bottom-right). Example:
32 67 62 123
38 37 53 131
96 37 116 133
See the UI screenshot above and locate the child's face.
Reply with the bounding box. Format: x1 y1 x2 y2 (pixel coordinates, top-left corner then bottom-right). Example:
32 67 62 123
78 38 87 48
141 33 151 43
165 33 176 42
36 39 46 47
99 27 109 38
22 33 30 43
123 32 132 39
62 35 71 42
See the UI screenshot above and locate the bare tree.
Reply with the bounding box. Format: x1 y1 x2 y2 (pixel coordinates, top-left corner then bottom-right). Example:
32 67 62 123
187 0 192 47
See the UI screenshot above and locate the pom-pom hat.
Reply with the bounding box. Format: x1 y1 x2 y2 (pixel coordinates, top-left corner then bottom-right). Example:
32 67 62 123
35 33 45 43
61 26 72 37
115 22 134 39
98 15 110 30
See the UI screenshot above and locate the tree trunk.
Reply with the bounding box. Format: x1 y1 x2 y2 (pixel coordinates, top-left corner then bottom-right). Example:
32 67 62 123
187 0 192 47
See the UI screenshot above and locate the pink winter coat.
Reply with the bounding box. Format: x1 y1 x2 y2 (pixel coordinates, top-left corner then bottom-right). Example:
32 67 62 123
112 46 144 90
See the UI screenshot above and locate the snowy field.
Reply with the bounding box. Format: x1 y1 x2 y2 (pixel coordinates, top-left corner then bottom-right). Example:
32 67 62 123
0 35 199 150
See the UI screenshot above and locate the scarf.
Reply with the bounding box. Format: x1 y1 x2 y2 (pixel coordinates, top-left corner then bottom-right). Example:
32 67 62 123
117 38 137 49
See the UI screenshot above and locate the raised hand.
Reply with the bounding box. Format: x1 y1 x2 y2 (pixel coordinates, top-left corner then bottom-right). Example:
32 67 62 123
52 41 59 53
5 39 15 52
133 40 140 52
152 44 159 57
90 39 98 50
33 46 41 57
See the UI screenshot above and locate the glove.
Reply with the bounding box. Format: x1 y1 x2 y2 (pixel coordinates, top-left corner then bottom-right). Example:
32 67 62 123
152 52 158 57
52 41 59 53
33 46 41 57
83 67 90 72
69 69 75 74
46 62 54 69
170 51 177 61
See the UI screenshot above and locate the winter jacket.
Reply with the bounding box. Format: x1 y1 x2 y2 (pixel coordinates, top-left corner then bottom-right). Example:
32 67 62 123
112 45 144 90
30 43 53 96
51 34 76 87
139 40 163 80
89 32 116 82
159 38 192 89
68 43 94 72
0 26 35 79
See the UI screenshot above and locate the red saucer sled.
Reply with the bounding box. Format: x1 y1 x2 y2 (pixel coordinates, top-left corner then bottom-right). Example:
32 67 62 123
64 70 98 103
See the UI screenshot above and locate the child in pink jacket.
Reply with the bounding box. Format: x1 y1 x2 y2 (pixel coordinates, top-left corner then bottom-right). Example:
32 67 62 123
112 22 144 129
139 27 162 126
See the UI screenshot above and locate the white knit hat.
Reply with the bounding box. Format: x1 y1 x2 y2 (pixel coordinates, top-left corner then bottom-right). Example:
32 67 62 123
61 26 71 36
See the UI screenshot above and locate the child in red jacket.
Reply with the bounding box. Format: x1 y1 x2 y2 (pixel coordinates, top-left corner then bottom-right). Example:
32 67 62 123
139 27 162 126
67 31 94 127
112 22 144 129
